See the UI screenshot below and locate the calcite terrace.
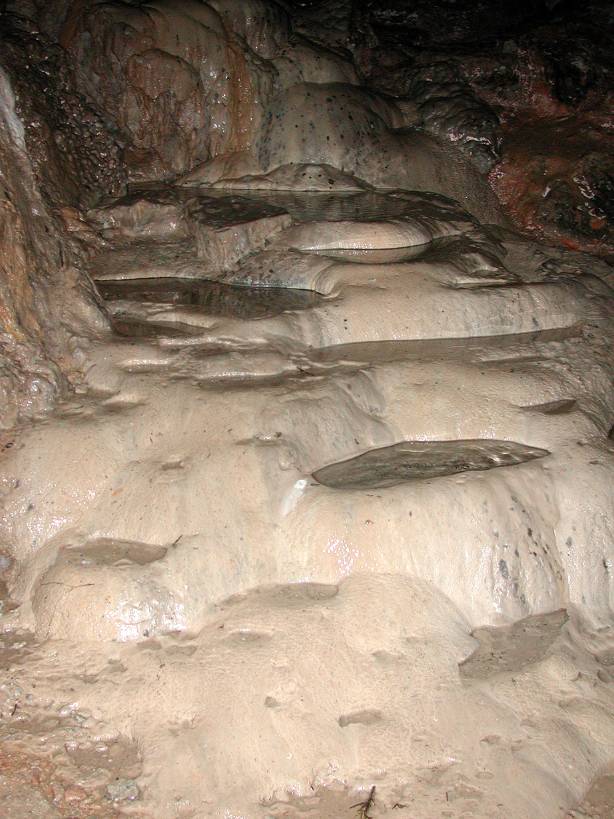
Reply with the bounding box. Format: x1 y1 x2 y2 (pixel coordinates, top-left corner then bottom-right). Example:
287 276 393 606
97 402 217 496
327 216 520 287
0 2 612 818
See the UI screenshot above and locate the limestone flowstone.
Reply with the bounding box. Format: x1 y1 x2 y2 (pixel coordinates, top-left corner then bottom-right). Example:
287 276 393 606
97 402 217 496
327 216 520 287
0 3 613 817
1 177 613 816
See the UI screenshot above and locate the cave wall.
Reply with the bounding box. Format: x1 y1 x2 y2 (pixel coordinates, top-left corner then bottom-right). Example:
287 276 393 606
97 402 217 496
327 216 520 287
57 0 356 180
0 39 111 428
291 0 614 253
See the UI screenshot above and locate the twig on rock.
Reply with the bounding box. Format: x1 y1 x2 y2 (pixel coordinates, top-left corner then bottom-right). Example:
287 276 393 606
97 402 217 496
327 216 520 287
350 785 376 818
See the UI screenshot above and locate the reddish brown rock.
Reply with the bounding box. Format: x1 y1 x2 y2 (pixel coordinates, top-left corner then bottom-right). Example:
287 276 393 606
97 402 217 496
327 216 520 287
61 1 275 180
0 67 107 428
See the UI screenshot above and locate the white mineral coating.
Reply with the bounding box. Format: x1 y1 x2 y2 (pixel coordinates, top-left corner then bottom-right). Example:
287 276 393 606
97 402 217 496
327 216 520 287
279 219 433 250
3 316 612 639
64 0 356 181
7 575 614 818
63 0 506 226
1 2 613 817
3 199 614 819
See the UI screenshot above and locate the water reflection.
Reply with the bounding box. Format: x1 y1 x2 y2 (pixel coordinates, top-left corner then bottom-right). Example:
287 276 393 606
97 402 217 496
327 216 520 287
98 277 321 319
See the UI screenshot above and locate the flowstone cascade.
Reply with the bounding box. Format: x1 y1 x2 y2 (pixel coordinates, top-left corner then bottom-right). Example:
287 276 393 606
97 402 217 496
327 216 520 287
0 2 613 818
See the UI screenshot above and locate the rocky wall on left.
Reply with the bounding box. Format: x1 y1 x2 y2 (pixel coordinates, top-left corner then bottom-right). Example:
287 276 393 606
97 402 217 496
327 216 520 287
0 16 124 428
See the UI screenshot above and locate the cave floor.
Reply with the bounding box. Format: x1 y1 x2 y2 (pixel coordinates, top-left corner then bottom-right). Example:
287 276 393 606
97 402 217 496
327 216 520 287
1 188 614 818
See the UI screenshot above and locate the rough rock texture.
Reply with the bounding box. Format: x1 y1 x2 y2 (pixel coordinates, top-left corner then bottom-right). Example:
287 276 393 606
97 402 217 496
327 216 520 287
0 2 613 818
290 0 614 255
58 0 356 180
0 14 125 209
0 67 107 428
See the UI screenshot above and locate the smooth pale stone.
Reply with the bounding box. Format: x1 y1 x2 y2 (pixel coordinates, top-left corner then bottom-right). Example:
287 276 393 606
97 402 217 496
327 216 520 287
88 191 188 239
218 246 337 290
5 336 613 637
256 82 505 223
177 150 262 187
4 4 614 817
14 575 614 818
280 219 433 250
31 539 174 641
185 195 292 273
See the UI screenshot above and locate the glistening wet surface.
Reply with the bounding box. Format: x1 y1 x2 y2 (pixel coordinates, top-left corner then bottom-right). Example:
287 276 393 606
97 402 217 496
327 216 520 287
184 193 289 228
98 277 321 319
310 243 430 263
312 325 585 364
111 316 204 338
224 189 456 224
127 185 463 226
312 439 550 489
0 632 36 669
60 539 168 567
105 188 290 229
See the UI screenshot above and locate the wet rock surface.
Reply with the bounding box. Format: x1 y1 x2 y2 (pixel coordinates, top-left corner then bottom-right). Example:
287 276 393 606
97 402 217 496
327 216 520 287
0 65 108 429
0 179 611 814
98 276 321 320
0 15 125 210
312 439 550 489
290 0 614 255
0 2 613 818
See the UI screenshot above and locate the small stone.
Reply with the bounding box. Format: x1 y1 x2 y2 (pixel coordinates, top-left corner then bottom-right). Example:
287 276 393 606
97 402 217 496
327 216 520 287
105 778 140 802
63 785 86 802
